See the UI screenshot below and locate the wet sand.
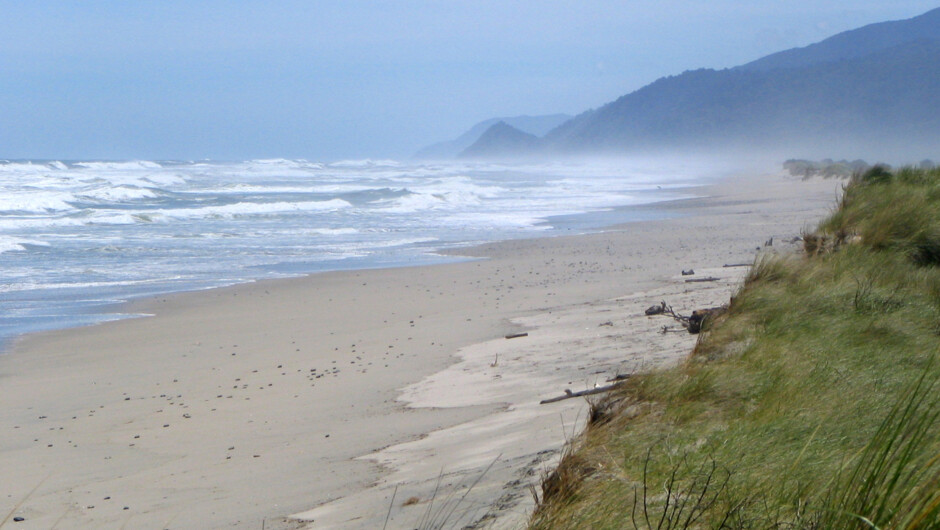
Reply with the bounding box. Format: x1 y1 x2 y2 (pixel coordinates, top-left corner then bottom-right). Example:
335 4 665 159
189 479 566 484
0 171 839 529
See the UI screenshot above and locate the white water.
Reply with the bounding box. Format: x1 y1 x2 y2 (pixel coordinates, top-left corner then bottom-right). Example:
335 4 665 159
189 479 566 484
0 158 705 348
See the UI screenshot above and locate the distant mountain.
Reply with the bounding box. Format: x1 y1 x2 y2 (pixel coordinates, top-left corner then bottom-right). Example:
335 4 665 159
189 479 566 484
458 122 540 159
465 7 940 160
739 7 940 72
413 114 570 159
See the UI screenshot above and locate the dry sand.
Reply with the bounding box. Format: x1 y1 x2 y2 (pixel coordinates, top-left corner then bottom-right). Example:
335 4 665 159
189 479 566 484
0 171 840 529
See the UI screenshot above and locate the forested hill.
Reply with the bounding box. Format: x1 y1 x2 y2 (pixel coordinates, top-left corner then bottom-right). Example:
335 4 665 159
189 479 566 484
466 8 940 160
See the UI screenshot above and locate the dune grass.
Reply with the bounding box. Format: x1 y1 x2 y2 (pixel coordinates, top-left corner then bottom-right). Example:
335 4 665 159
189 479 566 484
530 167 940 529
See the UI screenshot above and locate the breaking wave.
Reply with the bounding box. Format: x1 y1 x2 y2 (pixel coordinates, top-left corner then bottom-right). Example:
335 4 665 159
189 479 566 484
0 157 701 349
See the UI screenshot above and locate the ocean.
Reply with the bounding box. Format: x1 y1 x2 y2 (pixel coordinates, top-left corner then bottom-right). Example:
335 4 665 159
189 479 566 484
0 158 706 350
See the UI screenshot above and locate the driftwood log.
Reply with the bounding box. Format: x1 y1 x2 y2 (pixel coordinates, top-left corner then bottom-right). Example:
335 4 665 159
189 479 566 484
687 307 727 333
540 382 624 404
646 300 727 334
685 277 720 283
505 332 529 339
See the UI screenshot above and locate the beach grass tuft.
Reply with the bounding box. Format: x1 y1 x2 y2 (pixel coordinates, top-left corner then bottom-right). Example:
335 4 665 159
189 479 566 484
530 166 940 529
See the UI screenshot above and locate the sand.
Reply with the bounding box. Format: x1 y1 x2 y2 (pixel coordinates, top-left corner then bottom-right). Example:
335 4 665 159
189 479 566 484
0 170 840 529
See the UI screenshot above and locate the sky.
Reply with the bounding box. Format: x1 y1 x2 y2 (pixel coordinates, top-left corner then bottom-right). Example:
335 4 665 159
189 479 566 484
0 1 938 161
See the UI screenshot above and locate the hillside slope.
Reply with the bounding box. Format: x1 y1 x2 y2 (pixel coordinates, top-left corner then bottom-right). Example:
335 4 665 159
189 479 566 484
530 166 940 529
413 114 570 159
544 39 940 158
458 121 541 159
466 8 940 160
739 7 940 72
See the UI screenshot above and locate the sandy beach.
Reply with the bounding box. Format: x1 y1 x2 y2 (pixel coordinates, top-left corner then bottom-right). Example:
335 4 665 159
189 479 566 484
0 170 840 529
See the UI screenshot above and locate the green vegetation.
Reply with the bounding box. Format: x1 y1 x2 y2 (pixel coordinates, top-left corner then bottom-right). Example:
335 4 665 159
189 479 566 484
783 159 936 180
530 167 940 529
783 159 875 179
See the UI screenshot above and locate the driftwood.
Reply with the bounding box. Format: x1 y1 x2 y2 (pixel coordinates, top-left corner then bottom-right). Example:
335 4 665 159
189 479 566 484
505 332 529 339
606 373 633 382
646 300 727 334
688 307 728 333
660 326 686 334
659 301 690 327
540 382 623 404
685 277 720 283
723 263 752 268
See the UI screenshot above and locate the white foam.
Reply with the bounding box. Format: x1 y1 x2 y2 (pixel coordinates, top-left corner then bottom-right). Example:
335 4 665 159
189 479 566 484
0 236 50 254
77 186 158 202
203 183 373 195
353 237 437 249
411 177 503 198
0 276 180 293
0 217 85 230
0 161 58 173
323 237 438 254
0 192 76 213
377 193 449 213
248 158 304 166
374 183 497 214
73 160 163 171
329 159 402 169
153 199 352 220
85 213 141 225
303 228 360 236
240 159 326 176
140 173 187 187
442 212 552 230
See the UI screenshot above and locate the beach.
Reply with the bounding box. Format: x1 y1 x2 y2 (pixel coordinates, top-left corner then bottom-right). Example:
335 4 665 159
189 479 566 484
0 170 840 529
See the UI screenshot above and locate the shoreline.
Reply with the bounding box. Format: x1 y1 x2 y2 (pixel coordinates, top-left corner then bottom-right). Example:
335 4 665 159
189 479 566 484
0 170 840 529
0 182 694 358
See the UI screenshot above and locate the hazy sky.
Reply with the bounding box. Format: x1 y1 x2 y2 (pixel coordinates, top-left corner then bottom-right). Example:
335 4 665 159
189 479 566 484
1 1 937 161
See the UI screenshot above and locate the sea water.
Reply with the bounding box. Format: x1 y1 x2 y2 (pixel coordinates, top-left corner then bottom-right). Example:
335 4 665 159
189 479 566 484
0 158 704 350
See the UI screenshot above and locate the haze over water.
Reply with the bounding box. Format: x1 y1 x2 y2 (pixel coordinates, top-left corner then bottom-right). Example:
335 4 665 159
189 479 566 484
0 158 704 349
